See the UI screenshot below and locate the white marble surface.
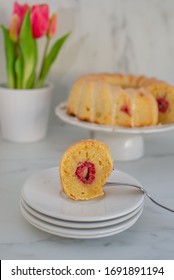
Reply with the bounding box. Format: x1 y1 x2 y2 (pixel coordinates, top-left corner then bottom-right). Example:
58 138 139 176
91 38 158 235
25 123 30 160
0 123 174 260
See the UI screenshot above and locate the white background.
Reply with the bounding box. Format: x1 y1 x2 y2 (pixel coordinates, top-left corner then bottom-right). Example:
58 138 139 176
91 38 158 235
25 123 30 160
1 260 174 280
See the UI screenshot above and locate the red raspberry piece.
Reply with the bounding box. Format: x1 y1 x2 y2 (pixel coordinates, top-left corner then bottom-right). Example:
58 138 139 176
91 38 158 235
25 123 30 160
120 105 131 116
157 97 169 113
75 161 96 184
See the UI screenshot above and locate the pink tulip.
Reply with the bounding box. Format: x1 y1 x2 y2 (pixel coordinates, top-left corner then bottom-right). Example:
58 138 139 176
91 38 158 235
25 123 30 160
31 4 49 39
12 2 29 34
47 14 57 38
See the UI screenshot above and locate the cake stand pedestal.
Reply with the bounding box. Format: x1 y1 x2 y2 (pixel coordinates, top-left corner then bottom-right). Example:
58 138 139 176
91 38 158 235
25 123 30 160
89 131 144 161
55 102 174 161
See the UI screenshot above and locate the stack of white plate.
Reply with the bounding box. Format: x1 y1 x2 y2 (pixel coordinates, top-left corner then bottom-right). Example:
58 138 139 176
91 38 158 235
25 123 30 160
20 167 144 239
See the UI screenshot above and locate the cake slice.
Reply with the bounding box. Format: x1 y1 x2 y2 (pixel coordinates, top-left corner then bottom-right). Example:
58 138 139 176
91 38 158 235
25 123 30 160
146 82 174 124
59 139 113 200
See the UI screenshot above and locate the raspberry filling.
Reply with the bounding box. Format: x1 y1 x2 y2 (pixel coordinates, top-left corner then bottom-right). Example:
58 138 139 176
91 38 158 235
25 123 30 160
120 105 131 116
157 97 169 113
75 161 96 184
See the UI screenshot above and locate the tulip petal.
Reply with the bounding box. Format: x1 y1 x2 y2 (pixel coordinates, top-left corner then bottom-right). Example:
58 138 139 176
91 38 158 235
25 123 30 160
31 4 49 39
13 2 29 17
48 14 57 38
13 2 29 33
9 14 21 42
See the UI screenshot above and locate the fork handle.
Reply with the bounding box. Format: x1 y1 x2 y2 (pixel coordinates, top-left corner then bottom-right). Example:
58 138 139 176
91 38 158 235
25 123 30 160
106 182 174 213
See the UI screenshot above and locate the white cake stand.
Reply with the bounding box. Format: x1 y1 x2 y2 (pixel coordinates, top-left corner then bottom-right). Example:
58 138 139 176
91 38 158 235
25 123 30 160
55 102 174 161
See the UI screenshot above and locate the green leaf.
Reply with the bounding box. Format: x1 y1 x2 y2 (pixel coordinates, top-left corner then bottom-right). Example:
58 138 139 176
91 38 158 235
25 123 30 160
26 71 35 89
1 26 16 88
19 10 37 89
15 52 23 89
36 32 71 88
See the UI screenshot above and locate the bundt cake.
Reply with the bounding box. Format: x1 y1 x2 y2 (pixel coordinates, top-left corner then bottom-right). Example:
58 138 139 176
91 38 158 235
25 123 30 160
66 74 174 127
59 139 113 200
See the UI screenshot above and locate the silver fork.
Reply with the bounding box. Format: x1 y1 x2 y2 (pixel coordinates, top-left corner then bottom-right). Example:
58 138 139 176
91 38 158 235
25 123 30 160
106 182 174 213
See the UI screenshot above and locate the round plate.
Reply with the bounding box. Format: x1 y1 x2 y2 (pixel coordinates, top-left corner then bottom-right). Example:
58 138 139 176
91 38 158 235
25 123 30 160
55 102 174 134
20 202 143 239
21 197 144 229
21 167 144 222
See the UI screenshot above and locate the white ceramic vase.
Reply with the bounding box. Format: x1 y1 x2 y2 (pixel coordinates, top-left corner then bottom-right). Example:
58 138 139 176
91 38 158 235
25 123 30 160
0 83 53 143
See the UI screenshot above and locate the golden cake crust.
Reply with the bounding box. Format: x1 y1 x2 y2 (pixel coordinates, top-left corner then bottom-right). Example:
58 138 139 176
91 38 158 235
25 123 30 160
67 73 174 126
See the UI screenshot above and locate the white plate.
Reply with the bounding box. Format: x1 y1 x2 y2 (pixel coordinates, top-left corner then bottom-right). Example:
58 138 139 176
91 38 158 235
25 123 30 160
21 197 144 229
20 202 143 239
21 167 144 222
55 102 174 134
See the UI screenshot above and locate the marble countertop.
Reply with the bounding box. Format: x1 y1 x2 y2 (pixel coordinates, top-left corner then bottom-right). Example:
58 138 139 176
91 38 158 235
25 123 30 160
0 123 174 260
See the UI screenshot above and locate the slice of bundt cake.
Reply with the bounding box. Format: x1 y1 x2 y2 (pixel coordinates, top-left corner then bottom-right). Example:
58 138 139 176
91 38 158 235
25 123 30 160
59 139 113 200
146 82 174 124
119 88 158 127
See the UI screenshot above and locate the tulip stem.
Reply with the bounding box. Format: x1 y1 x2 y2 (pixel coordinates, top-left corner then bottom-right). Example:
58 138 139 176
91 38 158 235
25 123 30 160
37 37 51 86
